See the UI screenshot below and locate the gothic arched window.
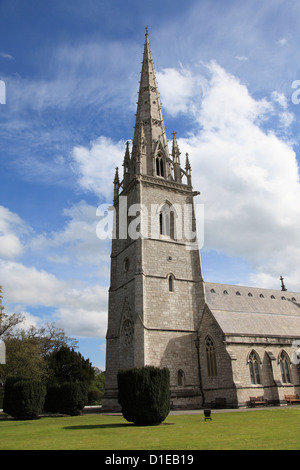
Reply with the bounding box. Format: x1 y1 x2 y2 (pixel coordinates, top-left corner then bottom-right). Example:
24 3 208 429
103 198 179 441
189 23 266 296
279 350 291 384
159 203 175 239
205 336 217 377
248 350 261 385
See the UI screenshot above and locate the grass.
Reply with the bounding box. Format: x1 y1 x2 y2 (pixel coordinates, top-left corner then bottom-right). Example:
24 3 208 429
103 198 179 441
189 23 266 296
0 407 300 450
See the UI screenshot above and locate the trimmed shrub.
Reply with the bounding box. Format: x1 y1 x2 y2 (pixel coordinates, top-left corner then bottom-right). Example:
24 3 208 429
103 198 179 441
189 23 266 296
44 382 88 416
59 382 88 416
43 384 60 413
2 377 20 416
117 366 170 425
3 378 46 420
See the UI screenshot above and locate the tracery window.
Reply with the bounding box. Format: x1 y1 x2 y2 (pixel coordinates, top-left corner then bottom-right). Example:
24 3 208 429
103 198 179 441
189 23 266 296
159 203 175 239
279 351 291 384
205 336 217 377
248 350 261 385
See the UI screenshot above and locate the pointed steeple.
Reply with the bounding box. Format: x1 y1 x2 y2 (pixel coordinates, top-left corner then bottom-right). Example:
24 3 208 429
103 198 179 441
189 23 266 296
132 28 170 177
120 29 192 189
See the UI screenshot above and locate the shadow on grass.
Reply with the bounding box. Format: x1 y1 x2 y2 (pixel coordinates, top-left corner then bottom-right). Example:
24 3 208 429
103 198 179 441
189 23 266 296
63 423 134 430
64 422 174 430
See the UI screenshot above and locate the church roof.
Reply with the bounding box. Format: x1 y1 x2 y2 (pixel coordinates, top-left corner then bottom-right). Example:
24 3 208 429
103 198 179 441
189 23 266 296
205 282 300 338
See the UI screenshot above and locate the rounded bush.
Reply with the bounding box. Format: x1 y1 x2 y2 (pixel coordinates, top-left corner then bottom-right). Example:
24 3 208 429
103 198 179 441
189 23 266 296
117 366 170 426
59 382 88 416
87 389 102 405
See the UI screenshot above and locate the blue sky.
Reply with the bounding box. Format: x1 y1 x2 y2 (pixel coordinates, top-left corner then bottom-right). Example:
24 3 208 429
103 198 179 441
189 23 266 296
1 0 300 369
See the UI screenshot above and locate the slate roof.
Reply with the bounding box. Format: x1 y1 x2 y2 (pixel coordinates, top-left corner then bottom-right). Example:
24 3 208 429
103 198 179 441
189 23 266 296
204 282 300 338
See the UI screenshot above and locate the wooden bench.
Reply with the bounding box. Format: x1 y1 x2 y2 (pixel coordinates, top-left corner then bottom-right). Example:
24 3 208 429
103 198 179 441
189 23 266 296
284 394 300 404
249 396 268 407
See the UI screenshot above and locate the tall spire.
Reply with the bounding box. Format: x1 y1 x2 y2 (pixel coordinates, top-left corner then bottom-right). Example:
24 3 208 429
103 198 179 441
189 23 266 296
117 29 191 194
132 28 169 177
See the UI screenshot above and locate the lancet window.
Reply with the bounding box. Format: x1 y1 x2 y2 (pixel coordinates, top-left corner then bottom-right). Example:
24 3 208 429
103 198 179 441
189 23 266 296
156 152 164 177
248 350 261 385
279 350 291 384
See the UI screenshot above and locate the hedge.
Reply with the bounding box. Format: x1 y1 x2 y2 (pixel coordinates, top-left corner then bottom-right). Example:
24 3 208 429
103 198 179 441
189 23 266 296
44 382 88 416
117 366 170 425
3 377 46 420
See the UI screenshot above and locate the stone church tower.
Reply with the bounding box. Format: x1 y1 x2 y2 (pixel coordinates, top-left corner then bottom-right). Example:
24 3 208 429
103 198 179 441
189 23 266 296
102 31 205 410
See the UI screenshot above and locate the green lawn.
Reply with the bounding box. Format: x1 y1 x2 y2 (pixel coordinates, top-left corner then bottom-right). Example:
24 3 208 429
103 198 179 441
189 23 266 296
0 408 300 450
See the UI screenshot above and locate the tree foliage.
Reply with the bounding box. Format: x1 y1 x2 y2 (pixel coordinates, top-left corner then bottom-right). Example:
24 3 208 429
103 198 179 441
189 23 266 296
46 346 95 386
44 346 94 415
0 287 97 417
6 322 77 354
0 323 78 383
88 370 105 405
0 337 49 382
0 286 80 382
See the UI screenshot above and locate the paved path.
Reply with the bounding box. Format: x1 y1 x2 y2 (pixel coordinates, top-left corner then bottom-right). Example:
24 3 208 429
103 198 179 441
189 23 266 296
83 404 300 415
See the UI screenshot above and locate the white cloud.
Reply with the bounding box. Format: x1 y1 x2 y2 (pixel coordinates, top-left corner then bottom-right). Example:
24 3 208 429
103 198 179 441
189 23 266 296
54 284 108 337
0 259 107 338
160 62 300 290
271 91 288 109
197 62 273 130
0 52 14 60
0 199 111 338
156 66 203 116
271 91 294 128
235 56 248 62
72 136 124 199
0 206 28 259
0 234 23 260
4 40 139 113
31 200 109 265
0 259 67 306
277 37 288 47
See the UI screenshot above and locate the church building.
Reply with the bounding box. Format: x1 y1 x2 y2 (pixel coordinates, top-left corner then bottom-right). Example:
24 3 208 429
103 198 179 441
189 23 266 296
102 31 300 410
